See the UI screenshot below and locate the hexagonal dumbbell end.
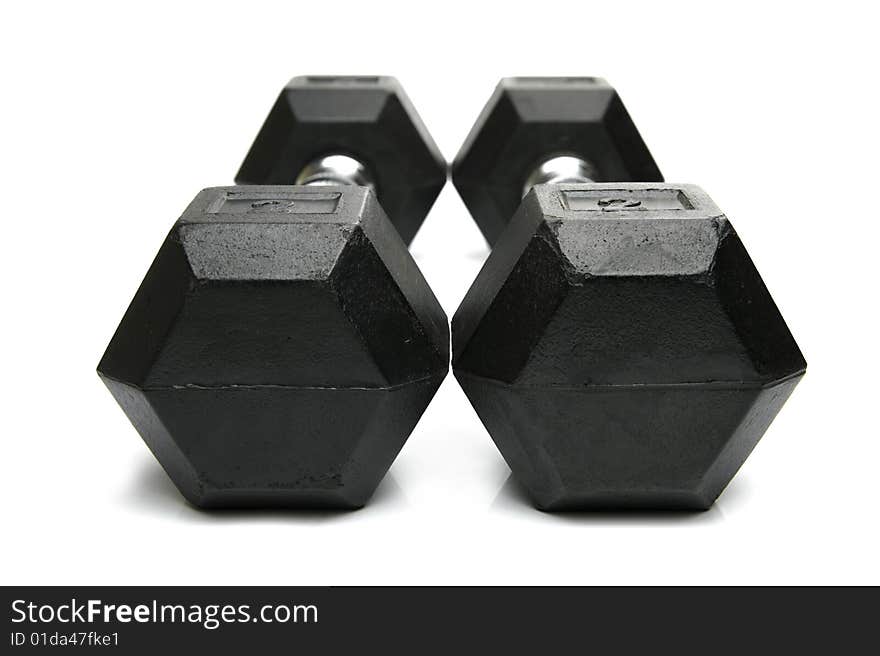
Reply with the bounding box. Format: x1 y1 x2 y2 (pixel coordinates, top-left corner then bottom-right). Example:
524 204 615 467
98 186 449 509
452 184 806 510
235 76 447 245
452 77 664 245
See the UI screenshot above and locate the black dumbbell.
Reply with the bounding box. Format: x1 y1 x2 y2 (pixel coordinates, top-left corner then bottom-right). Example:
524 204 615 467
98 77 449 509
451 78 806 510
236 76 447 245
453 77 663 245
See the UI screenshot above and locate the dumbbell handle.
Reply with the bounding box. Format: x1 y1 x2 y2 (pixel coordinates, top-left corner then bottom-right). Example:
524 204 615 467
299 153 593 198
522 155 597 197
295 154 375 189
298 153 594 199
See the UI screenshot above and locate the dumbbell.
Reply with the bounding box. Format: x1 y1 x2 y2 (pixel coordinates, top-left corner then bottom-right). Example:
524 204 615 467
451 78 806 510
97 76 449 509
453 77 663 245
236 76 447 245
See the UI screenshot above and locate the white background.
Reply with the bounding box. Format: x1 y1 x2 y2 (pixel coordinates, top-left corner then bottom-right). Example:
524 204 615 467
2 1 877 586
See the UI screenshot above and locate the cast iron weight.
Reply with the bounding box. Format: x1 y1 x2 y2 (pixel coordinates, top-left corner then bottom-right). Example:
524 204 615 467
451 78 806 510
97 78 449 510
236 76 447 245
98 186 449 509
452 77 664 245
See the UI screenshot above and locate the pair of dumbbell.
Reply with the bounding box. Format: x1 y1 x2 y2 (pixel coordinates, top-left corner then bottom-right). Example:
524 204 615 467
98 76 805 511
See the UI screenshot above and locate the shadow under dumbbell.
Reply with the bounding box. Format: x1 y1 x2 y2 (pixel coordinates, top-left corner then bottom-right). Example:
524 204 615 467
491 474 734 524
125 459 406 523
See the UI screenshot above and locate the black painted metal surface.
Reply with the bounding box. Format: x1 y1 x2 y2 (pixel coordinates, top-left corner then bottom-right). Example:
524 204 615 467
98 186 449 508
452 184 806 510
452 77 664 245
236 76 447 245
